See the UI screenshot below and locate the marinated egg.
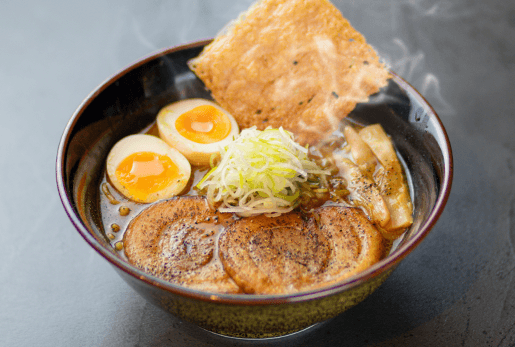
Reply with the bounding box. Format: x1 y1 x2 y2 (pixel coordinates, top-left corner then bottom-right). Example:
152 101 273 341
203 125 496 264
106 134 191 203
156 99 239 166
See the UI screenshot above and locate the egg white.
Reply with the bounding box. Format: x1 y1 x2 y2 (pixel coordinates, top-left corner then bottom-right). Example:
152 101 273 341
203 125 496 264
106 134 191 203
156 99 239 166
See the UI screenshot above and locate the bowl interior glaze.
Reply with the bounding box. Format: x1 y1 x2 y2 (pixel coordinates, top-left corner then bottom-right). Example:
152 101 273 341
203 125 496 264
56 40 452 337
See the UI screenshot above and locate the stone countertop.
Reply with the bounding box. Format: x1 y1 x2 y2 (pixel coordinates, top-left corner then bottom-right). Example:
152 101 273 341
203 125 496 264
1 0 514 346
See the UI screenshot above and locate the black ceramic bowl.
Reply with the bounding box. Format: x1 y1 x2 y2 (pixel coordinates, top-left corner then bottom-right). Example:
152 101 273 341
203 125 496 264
56 40 452 338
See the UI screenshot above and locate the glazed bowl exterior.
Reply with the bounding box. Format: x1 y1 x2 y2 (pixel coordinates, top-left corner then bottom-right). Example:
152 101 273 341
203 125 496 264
56 40 453 338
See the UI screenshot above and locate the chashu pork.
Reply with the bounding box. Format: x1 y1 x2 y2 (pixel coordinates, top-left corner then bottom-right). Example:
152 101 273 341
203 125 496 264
310 205 386 289
219 206 385 294
219 212 331 294
123 196 241 293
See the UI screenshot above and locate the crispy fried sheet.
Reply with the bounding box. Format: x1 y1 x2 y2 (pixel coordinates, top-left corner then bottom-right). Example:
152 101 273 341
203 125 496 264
189 0 391 145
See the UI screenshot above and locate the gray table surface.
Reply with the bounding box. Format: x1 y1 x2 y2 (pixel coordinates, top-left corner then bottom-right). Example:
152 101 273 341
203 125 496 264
2 0 514 346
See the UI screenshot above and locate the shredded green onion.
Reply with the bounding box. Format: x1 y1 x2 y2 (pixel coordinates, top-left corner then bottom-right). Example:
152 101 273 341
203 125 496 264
196 126 330 217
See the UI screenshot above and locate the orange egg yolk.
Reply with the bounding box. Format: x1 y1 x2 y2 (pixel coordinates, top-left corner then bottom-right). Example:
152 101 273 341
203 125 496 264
115 152 180 202
175 105 231 144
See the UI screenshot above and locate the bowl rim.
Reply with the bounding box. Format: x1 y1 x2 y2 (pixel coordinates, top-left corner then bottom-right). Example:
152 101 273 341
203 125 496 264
56 39 453 305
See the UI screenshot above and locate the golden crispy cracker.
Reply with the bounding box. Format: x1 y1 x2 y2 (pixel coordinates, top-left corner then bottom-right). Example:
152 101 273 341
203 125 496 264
189 0 391 145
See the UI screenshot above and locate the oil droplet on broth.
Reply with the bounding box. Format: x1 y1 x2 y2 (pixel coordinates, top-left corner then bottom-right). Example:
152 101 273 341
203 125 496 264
119 206 130 216
99 174 144 260
115 241 124 251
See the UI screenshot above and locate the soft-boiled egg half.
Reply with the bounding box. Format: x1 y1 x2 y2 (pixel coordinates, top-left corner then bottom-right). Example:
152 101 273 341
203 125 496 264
156 99 239 166
106 134 191 203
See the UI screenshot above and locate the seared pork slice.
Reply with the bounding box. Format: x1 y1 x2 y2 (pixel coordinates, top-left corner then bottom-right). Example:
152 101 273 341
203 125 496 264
219 212 331 294
219 207 385 294
123 196 241 293
311 206 386 288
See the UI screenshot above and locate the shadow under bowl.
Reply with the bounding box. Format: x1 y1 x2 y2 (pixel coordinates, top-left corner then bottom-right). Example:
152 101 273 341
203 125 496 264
56 40 453 338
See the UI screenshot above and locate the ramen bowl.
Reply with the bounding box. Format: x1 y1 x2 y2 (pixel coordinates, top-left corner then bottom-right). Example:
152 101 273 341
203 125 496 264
56 40 452 338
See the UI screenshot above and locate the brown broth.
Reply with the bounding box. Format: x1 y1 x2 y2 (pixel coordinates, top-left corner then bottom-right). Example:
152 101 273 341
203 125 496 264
99 121 412 259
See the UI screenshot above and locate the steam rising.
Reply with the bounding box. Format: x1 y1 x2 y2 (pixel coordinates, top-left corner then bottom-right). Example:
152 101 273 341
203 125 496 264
349 0 460 117
403 0 475 19
380 38 455 116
